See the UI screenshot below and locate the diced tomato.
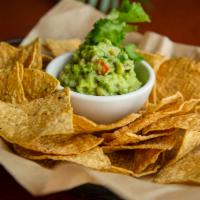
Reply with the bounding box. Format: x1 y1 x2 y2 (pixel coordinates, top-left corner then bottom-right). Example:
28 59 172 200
99 60 109 75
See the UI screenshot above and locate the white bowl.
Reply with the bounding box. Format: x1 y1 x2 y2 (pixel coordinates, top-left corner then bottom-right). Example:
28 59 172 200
46 52 155 124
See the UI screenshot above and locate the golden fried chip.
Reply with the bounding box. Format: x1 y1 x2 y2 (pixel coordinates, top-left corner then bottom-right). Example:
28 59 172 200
0 62 27 104
156 58 200 101
107 150 160 177
107 150 137 174
143 92 184 115
103 129 175 146
25 134 103 155
22 68 59 100
154 149 200 184
166 129 200 165
136 50 167 73
45 38 82 57
143 98 200 135
143 113 200 134
19 38 42 69
103 134 176 152
0 42 19 69
14 145 110 170
0 90 73 150
102 93 183 146
132 149 163 173
6 62 27 104
104 133 176 176
136 50 167 104
73 113 140 134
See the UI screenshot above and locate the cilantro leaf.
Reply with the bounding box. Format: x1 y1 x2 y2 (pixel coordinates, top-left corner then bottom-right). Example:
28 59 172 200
119 1 150 23
85 0 150 47
124 44 143 61
86 19 126 46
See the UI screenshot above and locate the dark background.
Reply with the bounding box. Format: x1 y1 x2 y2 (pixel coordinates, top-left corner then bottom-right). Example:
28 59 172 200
0 0 200 200
0 0 200 45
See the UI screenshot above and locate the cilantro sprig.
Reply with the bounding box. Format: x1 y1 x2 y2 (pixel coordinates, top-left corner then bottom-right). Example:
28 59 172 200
85 0 150 47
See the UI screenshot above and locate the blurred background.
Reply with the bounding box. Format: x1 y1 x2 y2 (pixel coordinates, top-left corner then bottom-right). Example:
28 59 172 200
0 0 200 45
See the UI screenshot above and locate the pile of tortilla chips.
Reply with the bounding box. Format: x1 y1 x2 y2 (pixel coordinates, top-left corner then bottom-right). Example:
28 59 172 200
1 38 200 185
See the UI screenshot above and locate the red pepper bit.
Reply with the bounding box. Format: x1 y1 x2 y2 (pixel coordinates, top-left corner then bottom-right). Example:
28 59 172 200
99 60 109 75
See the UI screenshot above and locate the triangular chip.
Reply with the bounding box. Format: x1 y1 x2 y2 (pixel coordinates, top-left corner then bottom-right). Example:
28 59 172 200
143 112 200 134
136 50 167 73
19 38 42 69
22 68 59 100
107 150 160 177
73 113 140 134
154 149 200 184
166 129 200 165
156 58 200 100
103 133 176 152
0 62 27 104
136 50 167 104
14 145 110 170
102 130 174 147
102 93 183 146
132 149 163 173
0 42 19 69
24 134 103 155
45 38 81 57
0 90 73 150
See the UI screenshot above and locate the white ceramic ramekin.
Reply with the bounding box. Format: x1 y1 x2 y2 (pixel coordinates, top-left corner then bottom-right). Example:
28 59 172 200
46 52 155 123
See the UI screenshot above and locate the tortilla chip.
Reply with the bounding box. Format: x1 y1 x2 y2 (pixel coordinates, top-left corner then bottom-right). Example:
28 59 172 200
103 134 176 152
107 150 136 174
144 92 184 114
136 50 167 104
22 68 59 100
19 38 43 69
0 62 27 104
103 129 175 146
73 113 140 134
166 129 200 165
132 149 163 173
136 50 167 73
6 62 27 104
14 145 110 170
0 90 73 148
154 149 200 184
102 93 183 146
24 134 103 155
156 58 200 101
45 39 81 57
0 42 19 69
107 150 160 177
105 134 176 176
143 113 200 134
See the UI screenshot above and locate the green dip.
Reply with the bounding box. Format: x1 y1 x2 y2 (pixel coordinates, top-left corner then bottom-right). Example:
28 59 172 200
59 39 141 96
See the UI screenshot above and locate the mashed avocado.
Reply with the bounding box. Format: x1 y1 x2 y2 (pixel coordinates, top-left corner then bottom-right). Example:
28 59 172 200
59 39 141 96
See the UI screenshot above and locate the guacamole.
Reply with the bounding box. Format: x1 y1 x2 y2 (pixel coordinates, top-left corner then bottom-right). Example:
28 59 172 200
59 39 142 96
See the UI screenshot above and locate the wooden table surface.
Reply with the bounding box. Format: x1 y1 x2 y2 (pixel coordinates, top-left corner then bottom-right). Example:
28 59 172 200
0 0 200 200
